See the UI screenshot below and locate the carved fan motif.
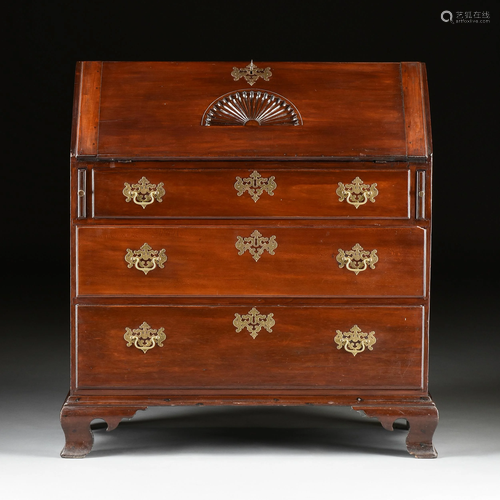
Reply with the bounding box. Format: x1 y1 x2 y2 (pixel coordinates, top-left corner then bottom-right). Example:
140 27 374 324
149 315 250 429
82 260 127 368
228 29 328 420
202 90 302 127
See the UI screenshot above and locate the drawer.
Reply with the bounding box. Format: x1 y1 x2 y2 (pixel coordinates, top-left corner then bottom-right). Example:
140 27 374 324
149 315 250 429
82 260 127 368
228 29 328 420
75 305 424 390
91 166 410 219
76 226 425 297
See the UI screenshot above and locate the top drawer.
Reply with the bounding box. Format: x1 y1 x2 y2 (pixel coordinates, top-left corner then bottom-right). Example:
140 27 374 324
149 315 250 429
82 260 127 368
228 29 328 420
91 165 410 219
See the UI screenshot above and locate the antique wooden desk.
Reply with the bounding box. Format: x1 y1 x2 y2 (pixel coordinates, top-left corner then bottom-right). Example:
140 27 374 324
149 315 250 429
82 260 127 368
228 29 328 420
61 61 438 458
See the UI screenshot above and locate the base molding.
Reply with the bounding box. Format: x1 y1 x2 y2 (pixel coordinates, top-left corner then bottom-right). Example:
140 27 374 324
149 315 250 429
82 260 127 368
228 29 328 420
60 393 438 458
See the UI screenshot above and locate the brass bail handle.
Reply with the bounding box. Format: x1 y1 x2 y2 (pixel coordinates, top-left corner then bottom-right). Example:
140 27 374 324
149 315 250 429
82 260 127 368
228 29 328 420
123 177 165 209
336 177 378 209
124 243 167 275
124 322 166 353
334 325 376 356
336 244 378 275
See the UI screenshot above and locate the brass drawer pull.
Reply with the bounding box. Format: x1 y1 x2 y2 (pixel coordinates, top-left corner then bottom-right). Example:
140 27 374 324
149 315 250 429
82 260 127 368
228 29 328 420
336 243 378 275
125 243 167 275
234 170 277 202
235 230 277 262
335 325 376 356
123 176 165 209
336 177 378 209
124 321 166 353
233 307 275 339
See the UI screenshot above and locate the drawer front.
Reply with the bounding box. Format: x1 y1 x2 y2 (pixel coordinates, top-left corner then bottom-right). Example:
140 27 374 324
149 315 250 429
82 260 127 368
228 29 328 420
92 167 410 219
75 305 424 390
77 226 425 297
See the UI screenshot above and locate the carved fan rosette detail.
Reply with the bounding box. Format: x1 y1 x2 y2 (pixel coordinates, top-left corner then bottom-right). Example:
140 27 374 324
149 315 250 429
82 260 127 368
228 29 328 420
202 90 303 127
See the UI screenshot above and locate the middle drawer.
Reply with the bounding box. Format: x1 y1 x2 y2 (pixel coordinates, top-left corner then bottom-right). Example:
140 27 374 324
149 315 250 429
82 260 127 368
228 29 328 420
77 226 425 297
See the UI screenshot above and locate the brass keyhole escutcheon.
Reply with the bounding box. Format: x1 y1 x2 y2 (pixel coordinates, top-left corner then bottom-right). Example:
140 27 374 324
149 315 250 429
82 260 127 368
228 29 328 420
234 171 277 202
235 230 277 262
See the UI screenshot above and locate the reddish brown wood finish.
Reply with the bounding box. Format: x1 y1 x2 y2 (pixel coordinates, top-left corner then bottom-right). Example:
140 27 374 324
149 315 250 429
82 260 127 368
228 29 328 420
92 165 410 219
75 62 102 157
63 61 437 459
75 305 424 390
402 62 428 158
76 226 426 297
87 62 422 161
60 394 437 458
356 401 439 458
60 402 145 458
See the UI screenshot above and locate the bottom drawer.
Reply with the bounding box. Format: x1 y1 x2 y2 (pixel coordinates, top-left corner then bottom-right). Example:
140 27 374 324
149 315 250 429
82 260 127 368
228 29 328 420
75 305 424 390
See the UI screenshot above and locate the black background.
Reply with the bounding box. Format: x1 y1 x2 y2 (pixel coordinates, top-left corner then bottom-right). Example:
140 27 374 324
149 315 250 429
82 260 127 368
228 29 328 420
2 2 499 373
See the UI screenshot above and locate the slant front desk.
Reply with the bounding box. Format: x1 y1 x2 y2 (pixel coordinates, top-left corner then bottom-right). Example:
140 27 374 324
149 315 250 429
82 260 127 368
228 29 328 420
62 61 438 458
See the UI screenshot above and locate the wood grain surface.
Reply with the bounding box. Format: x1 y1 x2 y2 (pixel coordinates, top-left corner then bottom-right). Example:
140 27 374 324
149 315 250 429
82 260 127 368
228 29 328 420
75 305 424 390
75 61 102 156
72 62 430 160
76 226 426 297
64 61 437 459
92 164 410 219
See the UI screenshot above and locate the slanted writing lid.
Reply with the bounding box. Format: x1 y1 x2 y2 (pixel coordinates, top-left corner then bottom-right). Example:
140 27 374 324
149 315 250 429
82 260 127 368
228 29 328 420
72 61 430 161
